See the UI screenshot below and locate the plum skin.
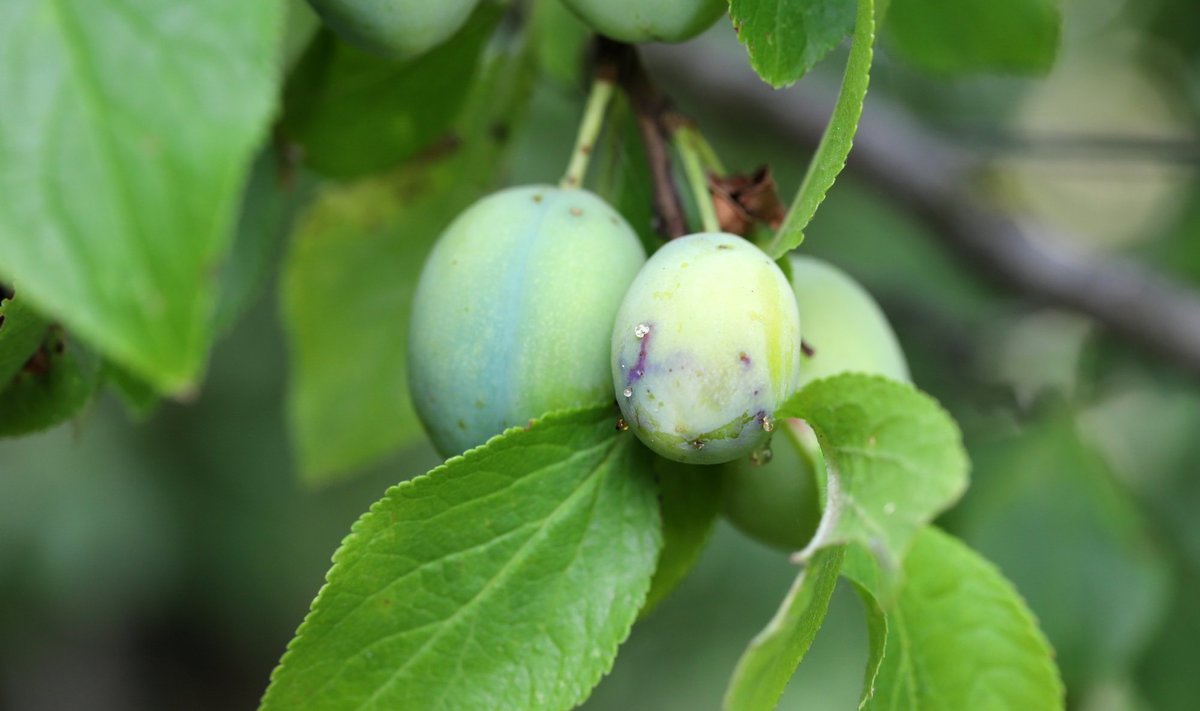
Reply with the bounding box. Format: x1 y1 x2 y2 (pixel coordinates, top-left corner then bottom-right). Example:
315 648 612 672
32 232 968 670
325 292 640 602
560 0 728 43
789 255 909 387
721 255 910 550
408 185 646 458
611 233 802 465
306 0 480 59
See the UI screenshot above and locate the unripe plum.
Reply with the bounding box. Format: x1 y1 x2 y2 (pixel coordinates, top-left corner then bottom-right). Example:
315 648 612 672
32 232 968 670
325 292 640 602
721 255 909 550
721 420 822 550
788 255 909 387
306 0 480 58
408 186 646 457
611 233 801 465
560 0 728 43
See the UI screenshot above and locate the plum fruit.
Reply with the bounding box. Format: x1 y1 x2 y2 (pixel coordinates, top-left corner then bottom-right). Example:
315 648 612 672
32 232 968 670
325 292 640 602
307 0 480 58
611 233 801 465
789 255 909 387
408 185 646 457
559 0 728 43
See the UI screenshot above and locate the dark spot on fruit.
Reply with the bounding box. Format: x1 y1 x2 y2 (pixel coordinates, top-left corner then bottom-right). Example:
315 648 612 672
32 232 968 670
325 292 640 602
717 244 733 250
570 207 583 217
532 194 543 203
457 419 467 430
802 340 815 357
739 351 751 367
474 399 484 409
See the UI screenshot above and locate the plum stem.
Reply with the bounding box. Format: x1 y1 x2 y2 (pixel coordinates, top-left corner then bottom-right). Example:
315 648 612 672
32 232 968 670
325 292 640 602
561 73 617 189
593 37 690 238
674 125 721 233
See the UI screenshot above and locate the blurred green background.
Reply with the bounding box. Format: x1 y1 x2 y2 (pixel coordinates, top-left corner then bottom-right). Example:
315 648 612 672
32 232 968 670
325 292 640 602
3 0 1200 708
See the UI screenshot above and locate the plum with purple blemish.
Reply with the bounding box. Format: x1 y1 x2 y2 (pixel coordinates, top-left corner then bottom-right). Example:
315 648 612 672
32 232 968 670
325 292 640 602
610 233 801 465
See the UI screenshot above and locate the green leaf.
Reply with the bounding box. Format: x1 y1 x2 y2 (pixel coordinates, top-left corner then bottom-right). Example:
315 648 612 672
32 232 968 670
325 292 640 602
0 293 50 386
849 579 888 709
0 0 284 394
764 0 875 257
886 0 1060 75
0 329 101 437
729 0 856 88
103 360 161 420
260 406 662 711
215 148 316 336
641 457 722 616
846 528 1065 710
952 411 1169 690
281 2 502 179
723 547 845 711
778 374 968 594
282 23 538 484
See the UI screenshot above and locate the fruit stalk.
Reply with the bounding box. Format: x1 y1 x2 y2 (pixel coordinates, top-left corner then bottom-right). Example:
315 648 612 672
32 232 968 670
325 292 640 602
561 71 618 189
674 126 720 233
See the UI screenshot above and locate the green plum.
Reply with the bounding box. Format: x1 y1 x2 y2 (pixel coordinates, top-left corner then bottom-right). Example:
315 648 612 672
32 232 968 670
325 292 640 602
408 185 646 457
611 233 801 465
721 419 822 550
307 0 480 58
790 255 909 386
560 0 728 43
721 255 910 550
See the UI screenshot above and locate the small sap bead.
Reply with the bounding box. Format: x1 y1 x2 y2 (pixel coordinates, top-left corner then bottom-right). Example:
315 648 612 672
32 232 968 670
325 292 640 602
634 323 650 339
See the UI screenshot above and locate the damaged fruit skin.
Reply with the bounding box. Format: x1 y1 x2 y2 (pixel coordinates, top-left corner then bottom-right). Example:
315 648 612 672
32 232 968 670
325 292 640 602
408 186 646 458
611 233 801 465
307 0 480 58
721 255 910 550
560 0 728 43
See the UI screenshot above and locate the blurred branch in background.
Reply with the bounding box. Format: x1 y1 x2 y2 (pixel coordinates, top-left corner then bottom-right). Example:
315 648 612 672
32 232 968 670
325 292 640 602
645 46 1200 378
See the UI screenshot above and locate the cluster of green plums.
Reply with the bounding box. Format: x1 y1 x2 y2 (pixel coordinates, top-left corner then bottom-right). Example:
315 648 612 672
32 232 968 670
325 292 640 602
306 0 729 58
407 186 910 550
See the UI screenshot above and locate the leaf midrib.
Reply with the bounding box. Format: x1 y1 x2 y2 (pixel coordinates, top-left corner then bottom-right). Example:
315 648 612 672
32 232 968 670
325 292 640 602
351 435 624 711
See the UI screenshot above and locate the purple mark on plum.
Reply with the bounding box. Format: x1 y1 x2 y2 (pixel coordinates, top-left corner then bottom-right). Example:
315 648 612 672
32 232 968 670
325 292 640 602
738 351 751 367
626 322 653 385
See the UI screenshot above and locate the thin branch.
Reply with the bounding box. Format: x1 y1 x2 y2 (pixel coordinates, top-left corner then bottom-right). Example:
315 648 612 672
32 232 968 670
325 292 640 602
642 45 1200 378
596 38 689 239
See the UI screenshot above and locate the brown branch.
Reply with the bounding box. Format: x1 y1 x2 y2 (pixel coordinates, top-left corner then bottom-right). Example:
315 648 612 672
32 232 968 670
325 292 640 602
595 38 688 239
641 44 1200 378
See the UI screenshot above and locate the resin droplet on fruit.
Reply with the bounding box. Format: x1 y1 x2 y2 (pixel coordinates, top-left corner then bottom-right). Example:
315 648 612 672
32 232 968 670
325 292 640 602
560 0 728 43
611 233 801 464
307 0 481 58
408 185 646 457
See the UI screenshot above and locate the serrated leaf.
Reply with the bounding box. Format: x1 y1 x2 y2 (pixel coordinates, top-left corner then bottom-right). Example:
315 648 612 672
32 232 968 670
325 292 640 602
779 374 968 595
0 329 101 437
0 0 284 393
0 294 49 386
281 2 502 178
282 23 538 484
723 546 844 711
641 457 722 616
846 528 1065 710
260 406 662 711
729 0 856 88
764 0 874 257
887 0 1059 75
953 411 1169 690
